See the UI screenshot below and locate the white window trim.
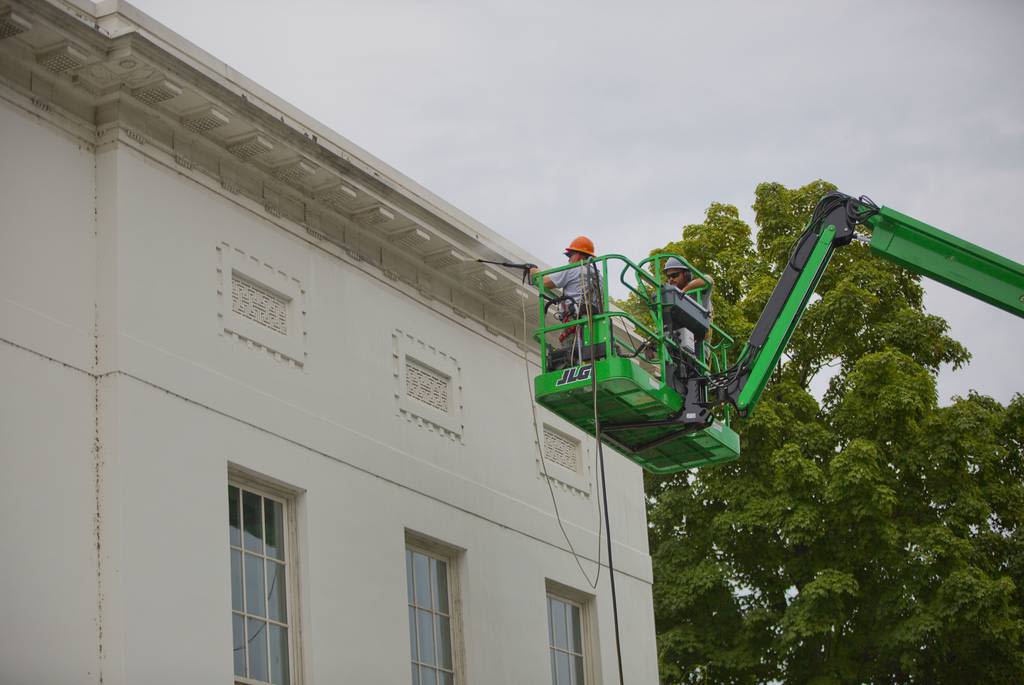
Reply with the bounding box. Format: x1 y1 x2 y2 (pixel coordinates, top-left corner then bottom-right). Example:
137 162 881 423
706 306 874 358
405 531 466 684
545 579 601 685
229 468 305 685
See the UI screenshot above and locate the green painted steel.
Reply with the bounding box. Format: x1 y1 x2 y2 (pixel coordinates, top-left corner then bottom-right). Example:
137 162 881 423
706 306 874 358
534 358 740 472
736 225 837 412
868 207 1024 318
533 254 740 473
626 420 740 474
535 357 681 424
530 194 1024 475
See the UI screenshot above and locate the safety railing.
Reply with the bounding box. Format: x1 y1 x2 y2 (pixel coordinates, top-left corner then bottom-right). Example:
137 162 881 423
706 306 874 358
639 253 735 376
533 253 735 381
533 254 664 378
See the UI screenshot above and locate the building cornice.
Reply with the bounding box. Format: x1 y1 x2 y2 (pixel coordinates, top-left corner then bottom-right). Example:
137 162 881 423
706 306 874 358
0 0 545 349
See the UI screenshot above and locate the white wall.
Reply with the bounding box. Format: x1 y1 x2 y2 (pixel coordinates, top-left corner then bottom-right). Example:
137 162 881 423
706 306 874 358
0 95 659 683
0 100 96 368
106 142 652 558
0 100 99 682
0 346 99 683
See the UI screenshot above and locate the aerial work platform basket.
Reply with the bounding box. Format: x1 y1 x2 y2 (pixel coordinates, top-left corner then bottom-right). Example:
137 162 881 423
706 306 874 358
531 192 1024 474
533 254 740 474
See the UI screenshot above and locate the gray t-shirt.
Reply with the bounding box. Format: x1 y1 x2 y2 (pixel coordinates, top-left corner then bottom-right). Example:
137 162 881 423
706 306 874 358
549 263 602 306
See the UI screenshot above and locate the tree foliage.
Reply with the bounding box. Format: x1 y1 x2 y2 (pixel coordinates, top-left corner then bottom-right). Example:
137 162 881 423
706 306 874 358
642 181 1024 684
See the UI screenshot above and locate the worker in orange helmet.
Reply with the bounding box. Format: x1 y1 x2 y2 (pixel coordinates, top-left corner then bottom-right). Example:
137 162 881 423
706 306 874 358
530 236 603 368
530 235 599 305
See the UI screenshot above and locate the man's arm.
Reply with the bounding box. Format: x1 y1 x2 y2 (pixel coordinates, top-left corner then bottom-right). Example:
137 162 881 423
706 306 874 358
530 266 559 290
681 277 707 293
682 274 713 339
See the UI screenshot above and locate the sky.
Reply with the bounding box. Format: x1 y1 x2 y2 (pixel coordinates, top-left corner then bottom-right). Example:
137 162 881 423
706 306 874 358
128 0 1023 405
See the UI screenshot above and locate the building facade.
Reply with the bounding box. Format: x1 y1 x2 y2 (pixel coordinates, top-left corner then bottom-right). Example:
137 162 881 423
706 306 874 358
0 1 658 683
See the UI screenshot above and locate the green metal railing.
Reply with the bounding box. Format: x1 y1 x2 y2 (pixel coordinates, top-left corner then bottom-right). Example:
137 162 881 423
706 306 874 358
533 252 735 393
531 253 742 471
534 254 664 377
639 253 735 376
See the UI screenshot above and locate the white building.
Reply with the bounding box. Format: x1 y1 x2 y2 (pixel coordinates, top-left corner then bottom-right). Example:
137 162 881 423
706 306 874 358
0 1 658 683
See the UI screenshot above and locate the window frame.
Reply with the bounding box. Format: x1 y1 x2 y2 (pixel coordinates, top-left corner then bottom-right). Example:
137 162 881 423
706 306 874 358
405 533 466 685
229 471 304 685
545 580 599 685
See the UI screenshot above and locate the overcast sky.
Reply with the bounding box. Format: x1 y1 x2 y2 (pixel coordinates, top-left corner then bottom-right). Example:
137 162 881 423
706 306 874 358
128 0 1023 405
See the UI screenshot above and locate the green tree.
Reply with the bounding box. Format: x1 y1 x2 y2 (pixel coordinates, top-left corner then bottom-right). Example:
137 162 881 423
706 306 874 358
642 181 1024 684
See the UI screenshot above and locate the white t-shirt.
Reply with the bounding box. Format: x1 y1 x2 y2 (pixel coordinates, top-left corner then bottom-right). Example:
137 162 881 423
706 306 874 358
549 263 602 306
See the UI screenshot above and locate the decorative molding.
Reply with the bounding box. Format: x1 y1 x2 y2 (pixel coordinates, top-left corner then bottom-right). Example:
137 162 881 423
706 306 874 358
216 243 307 366
339 248 357 262
231 276 288 335
262 185 282 217
0 8 32 40
538 424 592 496
36 41 90 74
125 127 146 145
0 0 542 354
392 329 463 440
544 425 579 472
133 78 182 106
226 132 274 161
181 105 229 134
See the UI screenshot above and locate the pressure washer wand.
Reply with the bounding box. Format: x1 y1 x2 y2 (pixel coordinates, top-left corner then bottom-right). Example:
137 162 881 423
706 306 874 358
475 258 538 284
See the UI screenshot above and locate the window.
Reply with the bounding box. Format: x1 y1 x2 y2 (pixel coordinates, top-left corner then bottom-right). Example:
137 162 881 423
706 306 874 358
406 545 456 685
229 483 295 685
547 595 585 685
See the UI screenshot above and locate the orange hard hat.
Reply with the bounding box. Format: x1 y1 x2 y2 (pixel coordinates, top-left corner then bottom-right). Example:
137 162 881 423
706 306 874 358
564 235 595 257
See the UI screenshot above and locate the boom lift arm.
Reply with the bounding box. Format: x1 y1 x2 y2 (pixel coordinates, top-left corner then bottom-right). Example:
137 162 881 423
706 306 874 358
531 191 1023 474
721 192 1024 416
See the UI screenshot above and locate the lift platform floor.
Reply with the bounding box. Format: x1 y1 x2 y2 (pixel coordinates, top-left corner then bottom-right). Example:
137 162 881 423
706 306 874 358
534 357 740 474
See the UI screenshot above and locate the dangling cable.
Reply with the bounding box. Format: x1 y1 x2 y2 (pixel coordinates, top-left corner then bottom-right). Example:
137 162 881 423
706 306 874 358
521 289 604 589
583 260 626 685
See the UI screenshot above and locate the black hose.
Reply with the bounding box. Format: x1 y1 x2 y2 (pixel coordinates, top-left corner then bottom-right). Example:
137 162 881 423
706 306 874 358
598 432 626 685
583 260 626 685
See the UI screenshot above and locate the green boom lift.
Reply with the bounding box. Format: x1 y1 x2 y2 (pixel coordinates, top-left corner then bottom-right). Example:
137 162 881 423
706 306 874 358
532 192 1024 474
